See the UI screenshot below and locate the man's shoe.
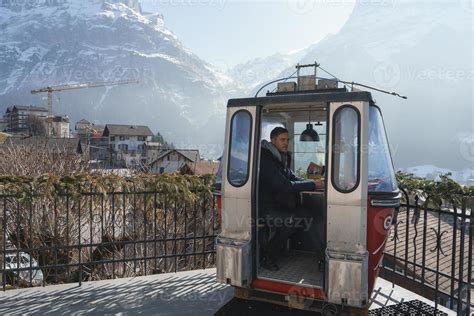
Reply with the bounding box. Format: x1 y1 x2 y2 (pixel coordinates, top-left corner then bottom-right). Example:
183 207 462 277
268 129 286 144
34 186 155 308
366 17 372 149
318 259 325 272
261 255 279 271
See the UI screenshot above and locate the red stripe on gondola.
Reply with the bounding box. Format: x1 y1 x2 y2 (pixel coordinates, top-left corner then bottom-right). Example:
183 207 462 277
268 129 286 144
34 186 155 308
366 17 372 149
216 195 222 225
252 278 326 299
367 195 395 296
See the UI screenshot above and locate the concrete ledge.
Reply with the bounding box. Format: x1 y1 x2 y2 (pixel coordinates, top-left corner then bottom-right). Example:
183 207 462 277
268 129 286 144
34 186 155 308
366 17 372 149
0 269 456 315
0 268 233 315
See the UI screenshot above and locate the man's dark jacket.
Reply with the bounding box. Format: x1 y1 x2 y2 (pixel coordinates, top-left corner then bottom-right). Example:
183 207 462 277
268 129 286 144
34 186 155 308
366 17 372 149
258 141 315 216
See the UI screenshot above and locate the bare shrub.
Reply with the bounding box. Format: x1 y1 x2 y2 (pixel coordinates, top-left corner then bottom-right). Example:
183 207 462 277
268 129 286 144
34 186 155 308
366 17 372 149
0 175 217 287
0 137 89 176
25 115 47 137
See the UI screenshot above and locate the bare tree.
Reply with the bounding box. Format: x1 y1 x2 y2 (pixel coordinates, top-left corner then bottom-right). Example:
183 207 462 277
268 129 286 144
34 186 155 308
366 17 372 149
0 139 217 287
0 176 217 286
0 138 89 176
26 115 47 137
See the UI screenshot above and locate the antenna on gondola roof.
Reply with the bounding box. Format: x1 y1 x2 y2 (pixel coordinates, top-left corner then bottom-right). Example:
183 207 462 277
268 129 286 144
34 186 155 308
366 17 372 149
254 62 407 99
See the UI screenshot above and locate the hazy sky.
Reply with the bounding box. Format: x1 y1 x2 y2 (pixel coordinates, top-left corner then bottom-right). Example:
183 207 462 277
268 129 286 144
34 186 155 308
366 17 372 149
140 0 355 69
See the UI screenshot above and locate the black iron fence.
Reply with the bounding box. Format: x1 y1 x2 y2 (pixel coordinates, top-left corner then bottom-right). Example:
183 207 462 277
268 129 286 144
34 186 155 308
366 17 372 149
1 185 218 290
1 180 472 315
380 189 473 315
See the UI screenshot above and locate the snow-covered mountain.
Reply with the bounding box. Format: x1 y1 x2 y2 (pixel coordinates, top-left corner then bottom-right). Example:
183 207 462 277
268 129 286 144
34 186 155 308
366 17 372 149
398 165 474 186
227 48 307 95
0 0 239 155
1 0 472 168
230 1 473 171
296 1 472 171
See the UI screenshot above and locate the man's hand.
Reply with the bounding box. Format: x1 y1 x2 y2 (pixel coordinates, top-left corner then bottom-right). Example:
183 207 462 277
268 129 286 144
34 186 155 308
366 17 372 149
313 179 325 190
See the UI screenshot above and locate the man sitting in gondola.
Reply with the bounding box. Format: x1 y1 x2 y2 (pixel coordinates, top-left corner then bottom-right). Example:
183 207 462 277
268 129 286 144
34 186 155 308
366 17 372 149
258 127 324 271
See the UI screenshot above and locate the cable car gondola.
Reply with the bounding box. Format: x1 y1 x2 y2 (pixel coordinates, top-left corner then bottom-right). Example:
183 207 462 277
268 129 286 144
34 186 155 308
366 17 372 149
215 63 403 315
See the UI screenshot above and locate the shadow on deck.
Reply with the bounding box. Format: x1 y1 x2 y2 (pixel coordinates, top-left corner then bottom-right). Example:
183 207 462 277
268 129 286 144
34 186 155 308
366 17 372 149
0 269 232 315
0 268 457 315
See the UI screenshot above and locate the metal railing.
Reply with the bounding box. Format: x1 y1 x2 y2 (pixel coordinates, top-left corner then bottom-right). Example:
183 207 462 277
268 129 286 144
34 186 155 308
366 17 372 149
380 190 473 315
1 183 472 315
0 187 218 290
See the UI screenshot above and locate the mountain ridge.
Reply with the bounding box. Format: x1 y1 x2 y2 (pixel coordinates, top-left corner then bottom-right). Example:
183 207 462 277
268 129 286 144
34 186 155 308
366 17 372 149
0 0 239 157
227 1 473 170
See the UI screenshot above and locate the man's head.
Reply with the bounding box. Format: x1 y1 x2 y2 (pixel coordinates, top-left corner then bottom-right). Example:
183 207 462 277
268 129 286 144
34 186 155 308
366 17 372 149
270 127 289 153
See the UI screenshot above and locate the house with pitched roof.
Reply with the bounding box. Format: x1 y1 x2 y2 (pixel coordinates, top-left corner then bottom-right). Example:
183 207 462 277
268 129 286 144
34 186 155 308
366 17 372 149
3 105 48 133
75 119 92 132
179 160 220 176
144 141 165 167
103 124 154 168
149 149 200 174
52 115 70 138
0 119 7 132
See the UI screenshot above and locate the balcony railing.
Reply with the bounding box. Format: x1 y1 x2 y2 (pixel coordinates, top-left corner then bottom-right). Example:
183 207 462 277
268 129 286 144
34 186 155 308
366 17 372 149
1 179 218 290
0 179 472 314
380 189 473 315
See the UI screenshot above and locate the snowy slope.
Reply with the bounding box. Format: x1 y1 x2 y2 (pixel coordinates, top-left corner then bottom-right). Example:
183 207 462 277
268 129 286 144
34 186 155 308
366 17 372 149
398 165 474 186
289 1 472 171
229 0 472 170
227 48 307 96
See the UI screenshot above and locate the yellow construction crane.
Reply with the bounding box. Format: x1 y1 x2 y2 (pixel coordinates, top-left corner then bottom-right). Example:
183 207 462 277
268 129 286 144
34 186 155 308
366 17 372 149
31 79 139 136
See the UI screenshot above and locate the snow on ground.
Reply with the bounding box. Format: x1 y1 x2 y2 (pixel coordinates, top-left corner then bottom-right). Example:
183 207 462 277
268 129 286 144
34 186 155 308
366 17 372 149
398 164 474 186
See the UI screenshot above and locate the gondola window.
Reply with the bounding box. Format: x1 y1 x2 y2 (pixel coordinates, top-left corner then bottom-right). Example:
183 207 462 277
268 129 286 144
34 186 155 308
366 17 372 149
332 106 360 192
228 110 252 187
368 106 397 192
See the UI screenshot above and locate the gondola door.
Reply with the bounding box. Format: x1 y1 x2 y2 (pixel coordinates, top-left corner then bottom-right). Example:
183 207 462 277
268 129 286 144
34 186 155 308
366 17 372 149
325 101 370 308
216 106 258 288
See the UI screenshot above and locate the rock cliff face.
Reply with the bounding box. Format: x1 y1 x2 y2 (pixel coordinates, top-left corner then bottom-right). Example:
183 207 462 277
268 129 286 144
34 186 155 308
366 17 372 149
108 0 142 13
1 1 471 166
0 0 238 155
